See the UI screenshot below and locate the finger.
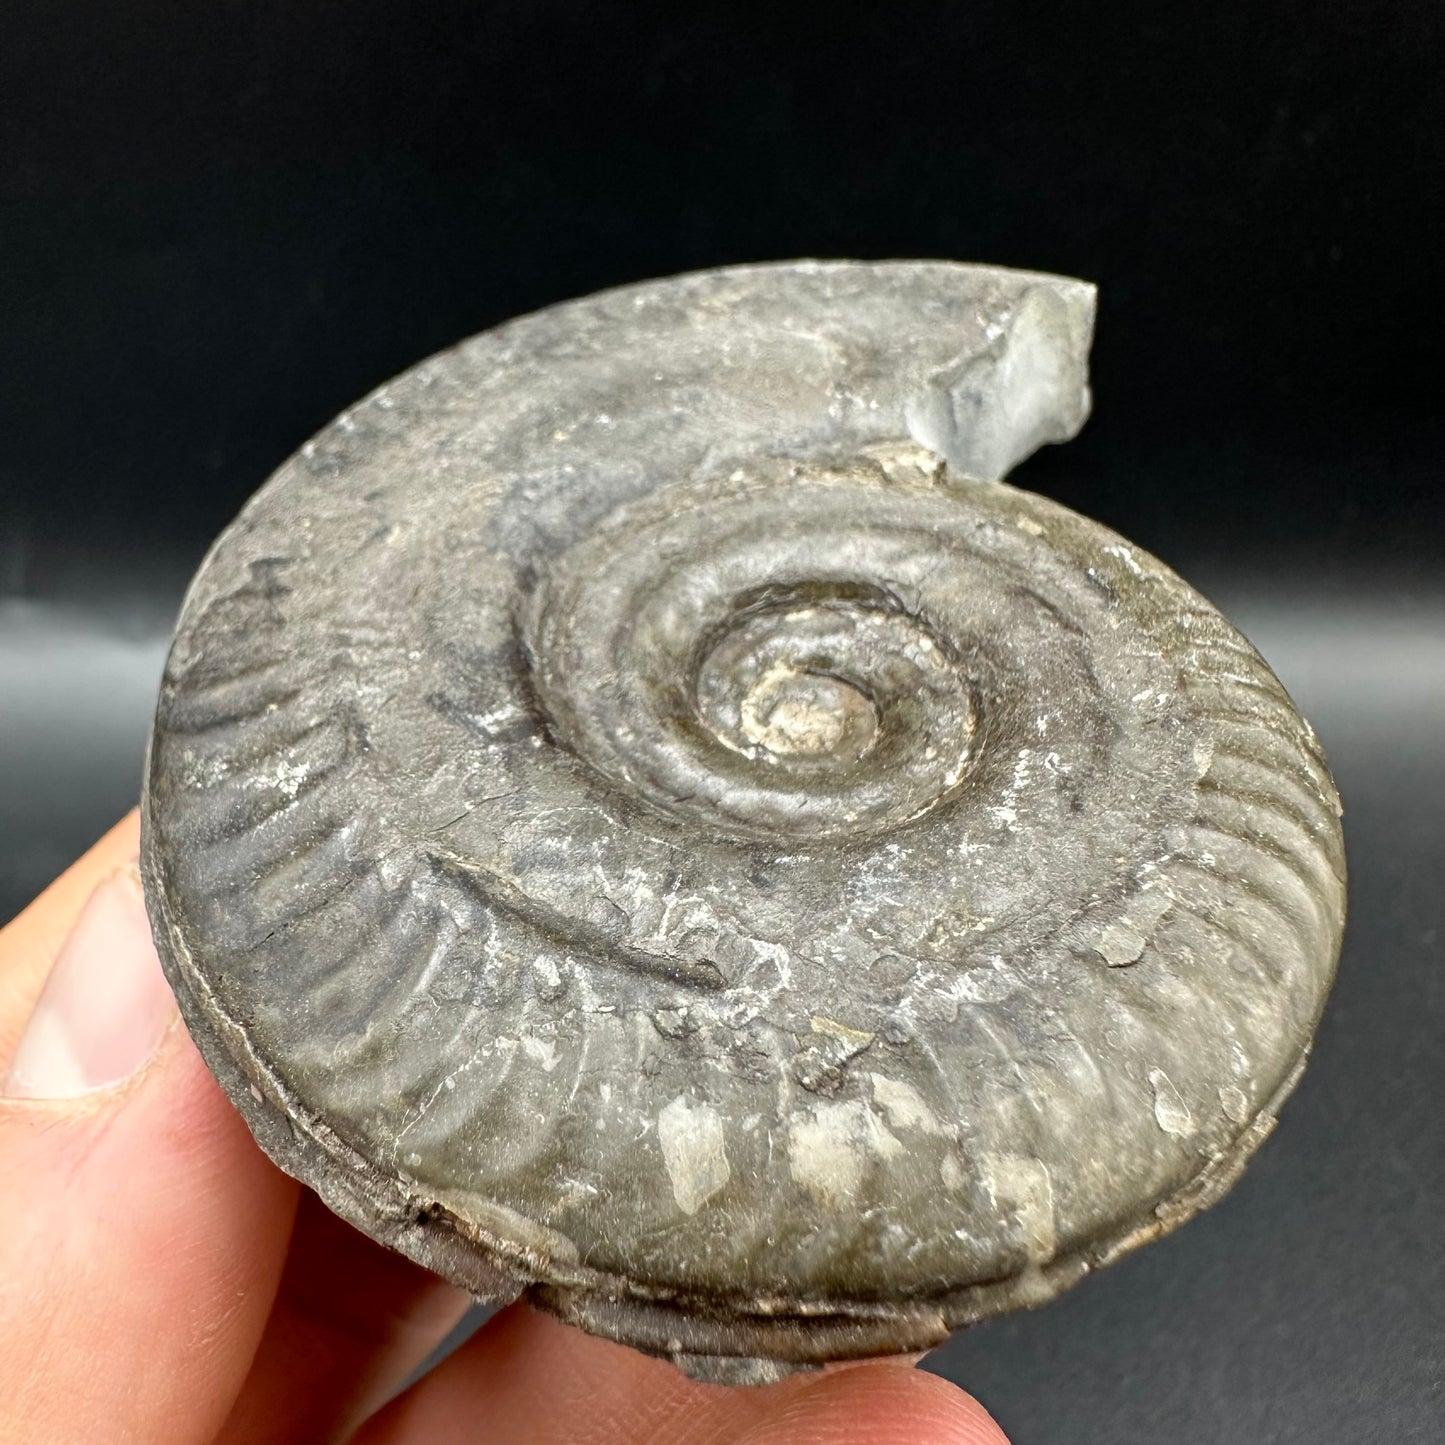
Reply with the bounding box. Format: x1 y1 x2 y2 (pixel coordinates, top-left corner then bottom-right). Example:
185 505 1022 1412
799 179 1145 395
716 1363 1010 1445
353 1303 1010 1444
0 823 301 1445
0 811 140 1069
215 1191 472 1445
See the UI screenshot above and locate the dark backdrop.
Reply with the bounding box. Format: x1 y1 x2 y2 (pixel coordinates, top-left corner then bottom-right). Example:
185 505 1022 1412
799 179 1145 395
3 4 1441 1441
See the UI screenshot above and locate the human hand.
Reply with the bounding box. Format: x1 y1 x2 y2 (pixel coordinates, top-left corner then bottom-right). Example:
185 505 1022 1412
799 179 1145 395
0 812 1010 1444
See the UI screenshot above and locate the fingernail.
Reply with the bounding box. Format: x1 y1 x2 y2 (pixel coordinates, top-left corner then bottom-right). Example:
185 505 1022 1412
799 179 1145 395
2 867 177 1098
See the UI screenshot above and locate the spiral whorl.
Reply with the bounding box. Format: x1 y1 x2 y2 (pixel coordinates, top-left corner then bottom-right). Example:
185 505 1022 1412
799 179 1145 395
526 452 993 840
141 262 1345 1381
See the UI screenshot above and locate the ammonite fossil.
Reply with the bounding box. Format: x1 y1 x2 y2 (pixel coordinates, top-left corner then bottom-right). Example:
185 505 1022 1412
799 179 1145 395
140 261 1347 1383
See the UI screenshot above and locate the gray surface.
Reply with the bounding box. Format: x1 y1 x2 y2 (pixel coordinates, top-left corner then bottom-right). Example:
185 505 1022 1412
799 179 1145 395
0 598 170 897
2 577 1437 1437
932 593 1444 1441
138 263 1342 1377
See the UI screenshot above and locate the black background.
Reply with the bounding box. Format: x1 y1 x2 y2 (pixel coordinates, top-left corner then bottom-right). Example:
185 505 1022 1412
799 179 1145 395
2 3 1441 1440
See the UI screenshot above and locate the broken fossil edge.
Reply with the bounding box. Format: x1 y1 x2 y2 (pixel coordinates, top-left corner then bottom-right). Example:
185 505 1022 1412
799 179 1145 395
139 261 1345 1384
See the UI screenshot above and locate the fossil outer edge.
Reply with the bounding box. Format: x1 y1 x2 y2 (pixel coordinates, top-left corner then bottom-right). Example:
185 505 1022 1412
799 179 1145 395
140 261 1347 1383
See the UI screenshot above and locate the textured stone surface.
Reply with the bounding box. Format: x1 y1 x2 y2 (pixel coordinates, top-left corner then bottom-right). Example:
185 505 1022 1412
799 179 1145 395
140 261 1346 1379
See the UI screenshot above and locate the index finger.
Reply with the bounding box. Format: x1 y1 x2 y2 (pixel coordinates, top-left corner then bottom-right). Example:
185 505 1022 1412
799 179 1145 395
353 1303 1010 1444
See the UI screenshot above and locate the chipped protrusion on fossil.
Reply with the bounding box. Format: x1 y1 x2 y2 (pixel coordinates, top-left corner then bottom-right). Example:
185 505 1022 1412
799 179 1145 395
904 279 1095 481
140 261 1347 1382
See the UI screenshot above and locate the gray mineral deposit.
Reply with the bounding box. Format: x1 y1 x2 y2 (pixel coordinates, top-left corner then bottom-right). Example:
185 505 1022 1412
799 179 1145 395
140 261 1347 1383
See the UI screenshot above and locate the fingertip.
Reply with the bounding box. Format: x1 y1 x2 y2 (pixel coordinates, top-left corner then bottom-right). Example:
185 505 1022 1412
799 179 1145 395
734 1359 1011 1445
2 867 176 1098
0 810 142 1066
0 839 301 1443
357 1303 1010 1445
354 1303 715 1444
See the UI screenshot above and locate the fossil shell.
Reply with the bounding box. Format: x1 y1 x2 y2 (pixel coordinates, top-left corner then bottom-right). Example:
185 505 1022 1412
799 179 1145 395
140 261 1346 1383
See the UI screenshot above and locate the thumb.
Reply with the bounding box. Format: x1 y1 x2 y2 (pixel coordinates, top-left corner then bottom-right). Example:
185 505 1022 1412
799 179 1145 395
0 817 299 1445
